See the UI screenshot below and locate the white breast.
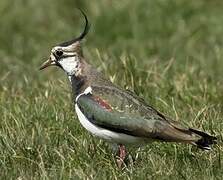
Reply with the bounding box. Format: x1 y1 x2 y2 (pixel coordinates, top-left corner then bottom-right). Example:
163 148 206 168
75 104 146 144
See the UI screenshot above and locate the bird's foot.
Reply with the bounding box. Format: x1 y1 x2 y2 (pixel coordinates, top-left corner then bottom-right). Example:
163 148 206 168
116 144 126 168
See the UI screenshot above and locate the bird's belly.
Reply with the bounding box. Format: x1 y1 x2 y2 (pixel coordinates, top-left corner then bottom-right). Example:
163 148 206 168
75 104 146 144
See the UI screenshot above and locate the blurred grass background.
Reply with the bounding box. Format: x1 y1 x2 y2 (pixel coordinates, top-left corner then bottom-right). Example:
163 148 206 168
0 0 223 179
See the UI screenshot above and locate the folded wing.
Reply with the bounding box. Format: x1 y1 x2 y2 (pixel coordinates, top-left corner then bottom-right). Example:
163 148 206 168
77 93 199 142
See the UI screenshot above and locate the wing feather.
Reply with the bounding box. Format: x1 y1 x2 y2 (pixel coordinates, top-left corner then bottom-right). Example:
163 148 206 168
76 86 201 142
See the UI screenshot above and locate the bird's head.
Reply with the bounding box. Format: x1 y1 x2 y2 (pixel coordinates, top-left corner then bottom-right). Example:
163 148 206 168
39 10 90 76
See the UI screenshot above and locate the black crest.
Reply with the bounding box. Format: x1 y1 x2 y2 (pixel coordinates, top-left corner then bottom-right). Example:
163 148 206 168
58 9 90 47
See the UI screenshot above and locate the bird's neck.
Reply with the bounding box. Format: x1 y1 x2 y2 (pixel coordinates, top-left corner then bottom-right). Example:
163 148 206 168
67 60 100 99
68 75 86 98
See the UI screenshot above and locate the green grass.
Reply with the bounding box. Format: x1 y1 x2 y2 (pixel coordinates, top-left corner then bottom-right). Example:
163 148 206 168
0 0 223 179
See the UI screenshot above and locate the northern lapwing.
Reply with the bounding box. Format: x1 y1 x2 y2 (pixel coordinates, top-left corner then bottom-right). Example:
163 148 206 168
40 10 217 167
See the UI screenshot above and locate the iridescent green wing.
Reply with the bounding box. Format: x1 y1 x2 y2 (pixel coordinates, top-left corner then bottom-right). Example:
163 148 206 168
76 93 157 137
76 85 171 138
76 85 196 141
91 85 165 121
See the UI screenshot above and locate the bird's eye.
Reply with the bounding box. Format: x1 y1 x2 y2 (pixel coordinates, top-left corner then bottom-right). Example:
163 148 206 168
55 50 63 57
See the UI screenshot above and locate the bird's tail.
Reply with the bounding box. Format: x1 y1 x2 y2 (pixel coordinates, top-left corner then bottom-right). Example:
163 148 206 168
188 128 217 150
160 119 217 150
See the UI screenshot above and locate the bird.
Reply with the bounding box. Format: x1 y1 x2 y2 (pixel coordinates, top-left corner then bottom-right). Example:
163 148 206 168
40 10 217 167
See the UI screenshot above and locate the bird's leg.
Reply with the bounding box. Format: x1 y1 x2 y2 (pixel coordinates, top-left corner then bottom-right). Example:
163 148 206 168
117 144 126 168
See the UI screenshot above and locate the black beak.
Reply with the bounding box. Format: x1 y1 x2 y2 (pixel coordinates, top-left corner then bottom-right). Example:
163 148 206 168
39 59 55 70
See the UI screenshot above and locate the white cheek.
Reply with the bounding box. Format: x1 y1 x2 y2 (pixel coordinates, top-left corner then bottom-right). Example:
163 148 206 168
60 57 79 75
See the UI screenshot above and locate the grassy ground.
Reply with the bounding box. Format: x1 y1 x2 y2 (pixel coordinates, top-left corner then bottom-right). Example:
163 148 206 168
0 0 223 179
